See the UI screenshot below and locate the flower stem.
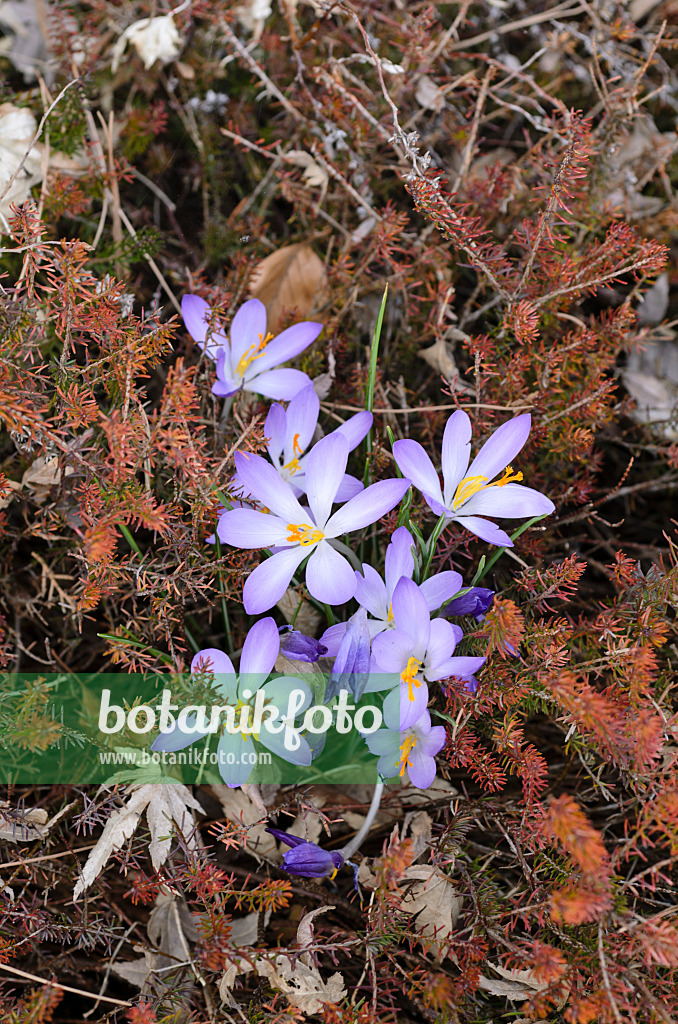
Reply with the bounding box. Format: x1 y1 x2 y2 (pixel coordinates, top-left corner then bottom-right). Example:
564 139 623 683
339 781 384 861
363 284 388 488
420 514 447 581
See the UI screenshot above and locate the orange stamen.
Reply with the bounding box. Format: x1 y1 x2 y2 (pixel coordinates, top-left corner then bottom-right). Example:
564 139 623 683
452 465 524 510
286 523 324 546
235 331 274 377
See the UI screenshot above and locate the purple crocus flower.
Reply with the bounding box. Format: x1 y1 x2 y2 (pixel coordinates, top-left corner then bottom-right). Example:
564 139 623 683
151 618 313 787
365 709 446 790
266 828 343 878
217 433 411 614
440 587 494 619
393 411 555 547
279 627 328 663
367 577 485 729
182 294 321 401
321 527 464 656
325 606 371 702
235 384 371 503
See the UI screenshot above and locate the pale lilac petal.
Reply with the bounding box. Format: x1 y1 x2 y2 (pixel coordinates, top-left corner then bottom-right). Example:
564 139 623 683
363 663 400 693
391 578 430 653
252 321 322 375
419 570 464 612
191 648 235 676
260 676 312 716
385 678 429 731
334 410 372 451
454 515 514 547
217 508 292 548
319 622 347 657
243 546 309 614
241 617 280 677
441 410 473 505
259 726 312 766
182 294 226 359
324 478 411 537
304 434 349 528
217 731 253 788
213 378 240 397
230 298 268 368
466 413 532 483
355 564 389 620
462 483 555 519
265 403 287 463
151 715 208 752
408 747 437 789
305 540 356 605
366 730 400 760
234 452 309 524
423 492 449 517
246 368 312 400
333 474 363 502
427 655 485 681
392 439 444 507
284 384 319 460
384 527 416 597
425 618 460 672
372 628 414 673
419 724 447 757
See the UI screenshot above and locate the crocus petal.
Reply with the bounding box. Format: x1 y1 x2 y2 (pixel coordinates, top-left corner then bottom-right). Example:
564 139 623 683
427 655 486 682
229 298 268 369
334 410 373 451
319 621 348 658
418 570 464 612
333 474 364 503
305 540 356 605
462 483 555 519
304 433 349 529
182 294 226 359
246 368 311 400
372 628 415 674
392 439 444 507
366 729 401 760
281 843 342 877
234 452 309 524
151 714 208 753
466 413 532 483
266 827 307 848
354 564 389 620
217 508 292 549
441 587 494 618
425 618 460 673
259 726 313 766
191 648 235 677
407 747 437 790
326 607 372 701
217 732 254 788
251 321 322 375
240 616 280 677
384 527 416 597
325 478 411 537
454 515 514 547
260 676 312 717
391 578 430 654
384 678 429 731
279 630 328 662
265 403 287 463
213 380 240 397
419 724 447 757
441 410 473 505
284 384 319 460
243 546 309 614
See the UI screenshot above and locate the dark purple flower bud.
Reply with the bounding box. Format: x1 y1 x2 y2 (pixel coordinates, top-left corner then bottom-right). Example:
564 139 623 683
441 587 494 620
325 607 371 702
279 627 328 663
266 828 343 878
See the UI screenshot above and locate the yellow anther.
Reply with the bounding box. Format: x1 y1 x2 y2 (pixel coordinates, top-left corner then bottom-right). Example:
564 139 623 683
387 603 394 624
452 465 524 510
286 522 325 546
235 698 260 741
235 331 274 377
282 435 304 476
398 734 417 776
329 866 339 880
401 656 423 703
292 433 303 456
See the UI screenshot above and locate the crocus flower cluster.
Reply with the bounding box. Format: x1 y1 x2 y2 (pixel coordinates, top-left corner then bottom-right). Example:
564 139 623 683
169 296 557 804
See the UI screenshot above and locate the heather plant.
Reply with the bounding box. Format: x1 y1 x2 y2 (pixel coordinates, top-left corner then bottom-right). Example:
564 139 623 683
0 2 678 1023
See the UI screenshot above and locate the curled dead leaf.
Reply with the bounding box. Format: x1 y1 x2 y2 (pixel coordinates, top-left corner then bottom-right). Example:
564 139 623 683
249 243 328 334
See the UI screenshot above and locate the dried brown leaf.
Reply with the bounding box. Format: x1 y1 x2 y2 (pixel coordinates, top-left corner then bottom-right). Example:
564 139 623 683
249 243 327 334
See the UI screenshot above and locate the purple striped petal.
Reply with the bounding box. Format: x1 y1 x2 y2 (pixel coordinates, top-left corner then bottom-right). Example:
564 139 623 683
466 413 532 483
216 508 292 548
441 410 472 505
334 410 373 451
454 515 514 547
304 433 349 528
392 439 444 507
385 527 415 597
240 617 280 677
355 564 389 619
230 298 268 367
252 321 322 375
462 483 555 519
245 368 312 400
305 540 356 605
265 403 287 463
324 477 410 537
234 452 309 524
418 570 464 612
243 546 309 614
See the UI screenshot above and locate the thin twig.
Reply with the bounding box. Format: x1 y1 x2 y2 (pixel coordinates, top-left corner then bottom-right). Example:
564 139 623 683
0 963 131 1008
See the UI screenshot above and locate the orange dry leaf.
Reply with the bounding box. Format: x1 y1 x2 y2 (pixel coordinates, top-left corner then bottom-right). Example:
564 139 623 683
545 794 609 875
249 243 328 334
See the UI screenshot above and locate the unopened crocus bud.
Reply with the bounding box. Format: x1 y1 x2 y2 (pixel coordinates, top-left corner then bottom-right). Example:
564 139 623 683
266 828 343 878
279 628 328 663
441 587 494 620
325 607 371 702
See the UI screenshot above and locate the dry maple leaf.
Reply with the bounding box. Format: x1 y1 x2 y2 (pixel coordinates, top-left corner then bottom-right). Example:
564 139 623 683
249 243 328 334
